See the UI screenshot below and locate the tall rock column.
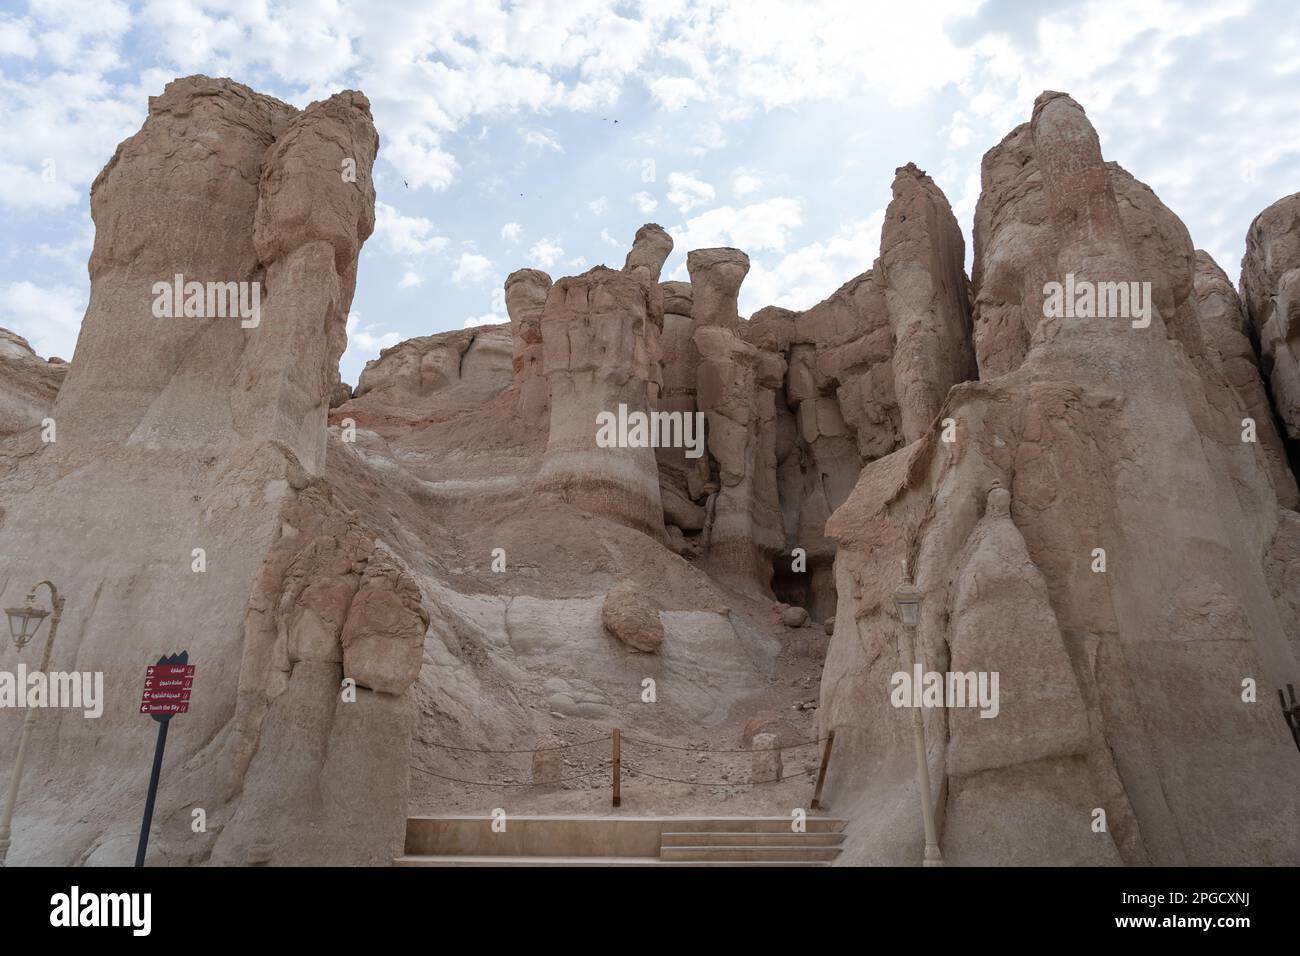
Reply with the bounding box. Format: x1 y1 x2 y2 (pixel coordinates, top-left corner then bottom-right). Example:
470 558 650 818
880 164 976 442
536 266 667 541
687 248 785 591
0 77 399 866
1241 191 1300 445
247 90 378 474
1194 250 1297 507
505 268 553 427
821 92 1300 867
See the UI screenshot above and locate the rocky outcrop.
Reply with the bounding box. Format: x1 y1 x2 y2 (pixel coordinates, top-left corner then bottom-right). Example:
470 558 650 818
536 266 667 541
355 326 513 405
695 303 786 590
821 92 1300 867
601 581 664 652
5 72 1295 871
505 268 553 426
1241 192 1300 443
0 76 407 867
0 329 66 440
687 248 749 330
1193 251 1297 507
623 223 673 282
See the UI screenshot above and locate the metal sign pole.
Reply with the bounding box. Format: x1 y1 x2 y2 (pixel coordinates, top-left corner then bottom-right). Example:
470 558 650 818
134 717 170 867
135 651 191 867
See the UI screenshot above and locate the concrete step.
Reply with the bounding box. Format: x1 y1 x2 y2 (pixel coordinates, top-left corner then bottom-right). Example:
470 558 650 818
404 815 847 858
648 817 846 834
659 844 841 862
396 854 829 867
660 831 844 847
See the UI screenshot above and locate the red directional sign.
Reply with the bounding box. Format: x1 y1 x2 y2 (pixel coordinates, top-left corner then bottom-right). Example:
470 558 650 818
139 664 195 716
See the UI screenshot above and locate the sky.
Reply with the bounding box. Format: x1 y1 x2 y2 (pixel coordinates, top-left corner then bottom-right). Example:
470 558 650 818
1 0 1298 384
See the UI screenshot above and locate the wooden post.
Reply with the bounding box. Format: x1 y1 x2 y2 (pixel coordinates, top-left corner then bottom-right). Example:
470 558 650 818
810 730 835 810
611 728 621 808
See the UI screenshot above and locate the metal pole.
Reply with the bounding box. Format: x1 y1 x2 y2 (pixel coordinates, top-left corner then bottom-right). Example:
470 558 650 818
0 583 63 867
611 728 621 808
135 718 170 867
909 624 943 867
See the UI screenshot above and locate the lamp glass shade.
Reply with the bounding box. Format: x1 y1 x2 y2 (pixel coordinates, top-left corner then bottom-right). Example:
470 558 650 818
6 603 48 647
893 584 923 628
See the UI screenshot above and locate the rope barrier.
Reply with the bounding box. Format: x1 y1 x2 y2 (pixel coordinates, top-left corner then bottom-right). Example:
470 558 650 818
410 762 611 787
410 725 844 796
620 733 823 754
420 734 611 754
621 763 819 787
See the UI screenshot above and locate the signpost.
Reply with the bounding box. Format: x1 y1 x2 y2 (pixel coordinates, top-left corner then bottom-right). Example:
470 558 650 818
135 652 193 867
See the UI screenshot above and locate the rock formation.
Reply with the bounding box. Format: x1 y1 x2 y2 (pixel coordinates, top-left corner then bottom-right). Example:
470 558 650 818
0 330 66 444
0 76 407 866
820 92 1300 866
536 266 667 541
2 75 1296 870
1242 192 1300 445
601 581 664 653
505 268 552 426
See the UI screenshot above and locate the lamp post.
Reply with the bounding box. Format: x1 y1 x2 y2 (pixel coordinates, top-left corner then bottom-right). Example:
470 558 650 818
894 563 943 868
0 580 65 867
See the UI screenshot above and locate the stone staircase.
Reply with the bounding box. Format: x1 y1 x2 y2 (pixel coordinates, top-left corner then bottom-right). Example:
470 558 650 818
396 815 847 866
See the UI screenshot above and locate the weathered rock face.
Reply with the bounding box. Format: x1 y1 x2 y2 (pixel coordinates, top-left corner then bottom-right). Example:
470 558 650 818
762 165 974 619
1194 251 1297 508
537 265 667 541
505 268 553 426
0 76 414 867
623 224 673 283
601 581 664 653
6 74 1293 870
695 319 786 590
655 280 708 535
56 77 375 474
0 329 66 441
355 326 513 406
687 248 749 330
1242 191 1300 444
878 163 976 442
821 92 1300 867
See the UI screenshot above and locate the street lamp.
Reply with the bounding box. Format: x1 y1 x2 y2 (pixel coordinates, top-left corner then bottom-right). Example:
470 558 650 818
894 561 943 868
0 581 65 867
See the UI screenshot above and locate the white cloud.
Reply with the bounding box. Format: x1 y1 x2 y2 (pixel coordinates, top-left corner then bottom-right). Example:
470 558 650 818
398 270 425 289
383 127 459 192
0 161 81 210
501 222 523 243
464 312 505 328
738 211 885 316
346 312 401 351
375 202 448 256
666 172 715 214
522 128 564 152
587 196 609 215
452 252 494 285
528 236 565 268
600 227 622 247
690 120 727 155
1 280 85 361
732 169 763 198
632 191 659 214
669 197 805 256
